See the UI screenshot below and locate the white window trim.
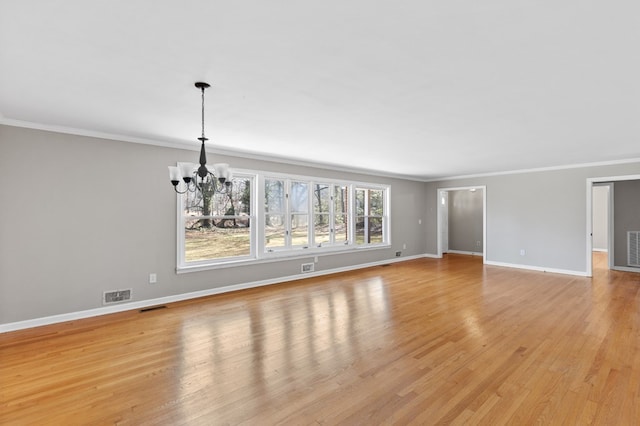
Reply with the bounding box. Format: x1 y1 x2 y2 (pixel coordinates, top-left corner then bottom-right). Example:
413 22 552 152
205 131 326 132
176 168 391 273
176 168 257 269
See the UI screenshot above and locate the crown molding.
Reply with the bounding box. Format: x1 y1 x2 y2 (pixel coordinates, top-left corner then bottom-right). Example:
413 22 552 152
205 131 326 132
4 118 639 184
0 118 423 182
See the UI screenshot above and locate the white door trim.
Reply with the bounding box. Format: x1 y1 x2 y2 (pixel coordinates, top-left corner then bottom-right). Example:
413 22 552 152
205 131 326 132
586 174 640 277
436 185 487 264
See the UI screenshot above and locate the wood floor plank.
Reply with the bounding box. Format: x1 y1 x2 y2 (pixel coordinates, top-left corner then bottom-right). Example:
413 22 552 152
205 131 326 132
2 253 640 424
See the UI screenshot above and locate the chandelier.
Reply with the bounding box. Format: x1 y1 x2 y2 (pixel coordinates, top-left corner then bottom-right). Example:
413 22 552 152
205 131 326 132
168 82 232 194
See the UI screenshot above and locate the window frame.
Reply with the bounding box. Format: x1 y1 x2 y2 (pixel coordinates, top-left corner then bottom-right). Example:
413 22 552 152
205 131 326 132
176 168 390 273
176 168 257 269
355 186 387 246
311 182 332 247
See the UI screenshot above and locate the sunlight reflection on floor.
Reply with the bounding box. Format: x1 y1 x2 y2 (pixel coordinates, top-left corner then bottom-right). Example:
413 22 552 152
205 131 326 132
176 276 392 417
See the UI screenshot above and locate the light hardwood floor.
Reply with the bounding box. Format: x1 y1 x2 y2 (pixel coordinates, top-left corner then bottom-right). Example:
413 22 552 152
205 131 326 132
2 253 639 424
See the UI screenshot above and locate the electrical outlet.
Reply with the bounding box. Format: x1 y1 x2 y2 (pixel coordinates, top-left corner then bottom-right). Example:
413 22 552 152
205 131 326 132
520 249 526 256
149 273 157 284
403 243 407 249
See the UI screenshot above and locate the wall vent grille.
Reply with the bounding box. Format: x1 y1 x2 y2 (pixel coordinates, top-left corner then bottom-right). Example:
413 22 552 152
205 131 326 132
628 231 640 267
301 263 314 273
103 289 132 305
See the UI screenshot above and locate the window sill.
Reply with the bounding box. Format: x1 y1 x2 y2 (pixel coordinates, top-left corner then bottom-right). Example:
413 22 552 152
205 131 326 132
176 243 391 274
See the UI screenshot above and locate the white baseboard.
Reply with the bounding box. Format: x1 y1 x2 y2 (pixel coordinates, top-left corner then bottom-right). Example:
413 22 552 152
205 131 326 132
484 260 589 277
592 248 608 253
445 250 483 257
3 253 593 333
610 266 640 273
0 253 430 333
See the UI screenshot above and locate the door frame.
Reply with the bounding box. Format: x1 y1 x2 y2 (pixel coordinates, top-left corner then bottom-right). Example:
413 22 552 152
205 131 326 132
591 182 613 269
437 185 487 264
586 174 640 276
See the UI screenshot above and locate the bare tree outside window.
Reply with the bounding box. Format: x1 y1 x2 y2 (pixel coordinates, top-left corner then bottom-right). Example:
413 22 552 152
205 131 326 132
183 176 252 261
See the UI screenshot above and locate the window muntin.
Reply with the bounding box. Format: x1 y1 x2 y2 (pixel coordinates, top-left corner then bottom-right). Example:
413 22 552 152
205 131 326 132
290 181 309 248
333 184 349 245
355 188 385 245
264 178 286 250
313 183 331 246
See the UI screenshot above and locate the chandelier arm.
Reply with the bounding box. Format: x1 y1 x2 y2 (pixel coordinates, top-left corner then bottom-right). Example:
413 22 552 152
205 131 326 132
215 173 229 194
211 171 223 194
173 183 190 194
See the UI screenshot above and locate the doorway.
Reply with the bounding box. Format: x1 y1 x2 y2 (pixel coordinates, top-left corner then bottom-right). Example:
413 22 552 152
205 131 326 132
437 186 486 263
591 183 612 270
440 191 449 253
587 175 640 276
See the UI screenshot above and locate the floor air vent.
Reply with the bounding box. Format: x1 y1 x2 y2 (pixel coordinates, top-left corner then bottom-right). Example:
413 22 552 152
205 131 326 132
140 305 166 313
103 289 132 305
628 231 640 267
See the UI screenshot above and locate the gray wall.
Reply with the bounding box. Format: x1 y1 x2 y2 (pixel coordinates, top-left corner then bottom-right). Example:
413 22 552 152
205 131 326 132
0 125 428 325
448 189 483 253
427 163 640 274
3 122 640 326
613 180 640 267
592 185 609 251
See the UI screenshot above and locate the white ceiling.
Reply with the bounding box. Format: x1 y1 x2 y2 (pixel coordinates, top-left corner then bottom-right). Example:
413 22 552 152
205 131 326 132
1 1 639 180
